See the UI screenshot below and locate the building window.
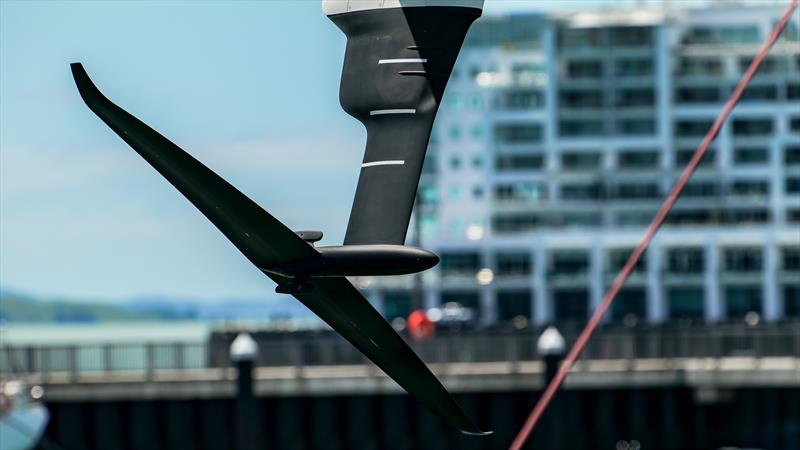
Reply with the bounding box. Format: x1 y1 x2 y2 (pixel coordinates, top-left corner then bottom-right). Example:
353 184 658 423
738 84 778 102
495 123 543 144
782 247 800 271
610 26 653 47
732 118 773 136
738 55 786 74
682 181 719 198
667 287 704 320
383 291 412 320
495 154 544 171
511 63 547 85
612 288 647 322
785 286 800 317
553 289 588 322
494 182 548 203
440 252 481 276
492 213 543 234
790 117 800 133
675 86 721 103
788 209 800 224
560 89 604 108
725 286 762 319
418 185 438 205
785 177 800 194
561 212 601 227
497 290 532 321
616 210 655 226
565 60 603 78
495 252 532 276
607 248 646 274
785 146 800 165
550 250 589 275
560 28 605 49
618 150 659 170
789 83 800 100
440 291 481 319
734 147 769 165
449 156 461 170
683 25 759 45
616 182 660 199
676 56 723 76
614 58 653 77
675 148 715 167
614 88 655 107
494 90 544 110
723 247 763 272
666 209 716 225
559 120 606 137
724 208 770 224
730 180 769 197
675 119 714 137
616 118 656 136
666 247 704 274
561 152 602 171
560 183 604 200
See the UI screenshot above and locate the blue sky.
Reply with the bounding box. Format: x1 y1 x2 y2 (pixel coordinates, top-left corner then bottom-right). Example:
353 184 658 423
1 0 662 302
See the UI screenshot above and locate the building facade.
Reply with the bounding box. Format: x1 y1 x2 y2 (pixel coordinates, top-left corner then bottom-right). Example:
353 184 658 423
365 4 800 326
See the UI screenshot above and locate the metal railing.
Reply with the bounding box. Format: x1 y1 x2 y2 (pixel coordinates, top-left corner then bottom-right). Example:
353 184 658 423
2 323 798 380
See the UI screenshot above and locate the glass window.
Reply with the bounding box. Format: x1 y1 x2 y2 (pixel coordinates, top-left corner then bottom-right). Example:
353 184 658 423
666 247 704 273
418 185 438 205
440 291 481 319
561 152 602 170
511 63 546 85
725 286 762 319
560 183 604 200
617 118 656 136
492 213 544 234
730 180 769 197
616 182 660 199
560 89 604 108
440 252 481 275
496 252 532 276
675 148 716 167
614 88 655 107
612 288 647 321
785 286 800 317
723 247 763 272
497 290 532 321
607 248 646 273
667 287 704 319
733 147 769 165
723 208 770 224
738 85 778 102
676 57 723 76
383 291 412 320
560 28 605 49
683 181 720 198
559 120 605 137
553 289 588 322
610 26 653 47
565 60 603 78
732 118 773 136
785 146 800 165
614 58 653 77
494 90 544 110
675 119 713 137
550 250 589 275
495 123 543 143
781 247 800 271
618 150 659 169
787 177 800 194
790 117 800 133
675 86 721 103
494 182 548 203
495 154 545 171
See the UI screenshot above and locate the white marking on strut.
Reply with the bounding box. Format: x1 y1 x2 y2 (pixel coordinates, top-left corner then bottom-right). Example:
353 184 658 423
378 58 427 64
369 109 416 116
361 160 405 168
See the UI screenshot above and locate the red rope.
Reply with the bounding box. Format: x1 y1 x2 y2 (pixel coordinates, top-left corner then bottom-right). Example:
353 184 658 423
509 2 799 449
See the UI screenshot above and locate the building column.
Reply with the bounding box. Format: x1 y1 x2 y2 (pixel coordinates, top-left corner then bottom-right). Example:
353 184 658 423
763 239 780 321
480 286 497 326
423 286 439 310
533 242 550 324
647 242 665 323
589 243 605 322
705 240 723 322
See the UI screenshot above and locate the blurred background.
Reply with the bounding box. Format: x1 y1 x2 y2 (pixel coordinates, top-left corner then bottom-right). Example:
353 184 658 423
1 1 798 449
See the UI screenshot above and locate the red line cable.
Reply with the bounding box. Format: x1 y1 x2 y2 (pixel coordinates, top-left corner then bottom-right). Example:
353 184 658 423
509 2 799 449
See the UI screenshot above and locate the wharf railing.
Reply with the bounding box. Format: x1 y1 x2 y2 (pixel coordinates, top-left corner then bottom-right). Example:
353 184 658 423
1 322 799 381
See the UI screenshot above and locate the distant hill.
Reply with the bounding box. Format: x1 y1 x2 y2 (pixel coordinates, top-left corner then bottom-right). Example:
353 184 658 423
0 289 317 324
0 291 165 323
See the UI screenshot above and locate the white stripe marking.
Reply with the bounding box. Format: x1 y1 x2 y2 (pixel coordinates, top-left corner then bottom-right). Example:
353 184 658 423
369 109 416 116
361 160 405 168
378 58 427 64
